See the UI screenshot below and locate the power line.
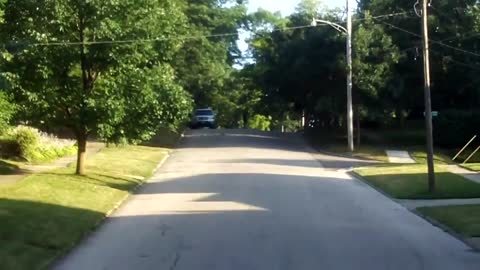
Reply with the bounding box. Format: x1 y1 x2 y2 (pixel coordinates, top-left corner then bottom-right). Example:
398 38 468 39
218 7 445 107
440 31 480 43
16 25 321 47
430 48 480 71
356 11 415 21
374 18 480 58
4 11 414 47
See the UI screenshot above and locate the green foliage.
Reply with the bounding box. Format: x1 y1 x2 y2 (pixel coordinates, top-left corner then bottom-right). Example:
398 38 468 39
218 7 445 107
0 0 190 172
174 0 246 108
247 114 272 131
248 5 346 126
96 65 193 144
0 92 14 133
246 0 480 132
9 126 39 161
272 115 302 132
353 13 401 99
2 126 76 162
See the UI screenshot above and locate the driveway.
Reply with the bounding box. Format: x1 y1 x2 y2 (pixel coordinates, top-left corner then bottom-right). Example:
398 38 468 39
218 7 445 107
55 129 480 270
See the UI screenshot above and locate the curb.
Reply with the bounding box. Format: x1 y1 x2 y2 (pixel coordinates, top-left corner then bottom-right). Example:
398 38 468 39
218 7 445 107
348 170 398 201
348 170 479 252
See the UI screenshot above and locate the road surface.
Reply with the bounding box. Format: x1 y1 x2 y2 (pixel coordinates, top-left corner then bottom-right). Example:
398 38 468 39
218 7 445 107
55 129 480 270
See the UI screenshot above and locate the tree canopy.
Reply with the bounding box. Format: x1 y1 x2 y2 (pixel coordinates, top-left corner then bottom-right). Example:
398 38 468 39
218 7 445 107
0 0 193 174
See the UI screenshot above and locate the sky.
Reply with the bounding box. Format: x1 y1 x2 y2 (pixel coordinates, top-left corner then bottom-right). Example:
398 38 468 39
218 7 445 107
247 0 345 16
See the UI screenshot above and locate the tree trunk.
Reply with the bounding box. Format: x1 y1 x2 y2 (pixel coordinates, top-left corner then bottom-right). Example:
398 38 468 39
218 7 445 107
76 132 87 175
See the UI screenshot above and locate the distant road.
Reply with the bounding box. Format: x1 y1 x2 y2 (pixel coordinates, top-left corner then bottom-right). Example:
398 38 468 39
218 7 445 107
55 129 480 270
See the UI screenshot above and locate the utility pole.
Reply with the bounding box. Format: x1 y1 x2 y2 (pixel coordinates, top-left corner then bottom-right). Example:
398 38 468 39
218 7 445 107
421 0 436 191
346 0 354 152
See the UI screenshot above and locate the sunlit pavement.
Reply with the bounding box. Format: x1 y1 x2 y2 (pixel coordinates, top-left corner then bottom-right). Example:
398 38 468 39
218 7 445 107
54 129 480 270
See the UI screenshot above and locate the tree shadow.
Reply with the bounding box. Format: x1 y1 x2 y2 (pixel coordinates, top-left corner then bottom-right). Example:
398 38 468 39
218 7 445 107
0 160 20 175
217 158 378 170
0 198 104 270
3 171 480 270
176 129 308 153
50 171 480 270
38 172 140 191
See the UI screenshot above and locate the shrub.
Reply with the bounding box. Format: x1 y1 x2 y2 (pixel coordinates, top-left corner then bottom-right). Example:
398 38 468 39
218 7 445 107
247 114 272 131
8 126 41 161
1 126 76 162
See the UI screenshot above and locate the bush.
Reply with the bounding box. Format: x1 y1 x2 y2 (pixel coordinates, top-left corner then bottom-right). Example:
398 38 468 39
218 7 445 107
1 126 76 162
247 114 272 131
7 126 41 161
433 110 480 147
272 115 302 132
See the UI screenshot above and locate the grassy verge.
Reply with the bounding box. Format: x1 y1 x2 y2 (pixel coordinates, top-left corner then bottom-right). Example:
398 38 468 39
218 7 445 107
0 145 169 270
418 205 480 237
408 148 453 164
355 164 480 199
461 163 480 172
0 160 19 175
306 126 455 163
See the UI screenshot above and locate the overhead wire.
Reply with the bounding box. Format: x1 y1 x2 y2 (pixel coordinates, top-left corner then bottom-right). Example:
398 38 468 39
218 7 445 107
373 18 480 58
3 11 413 47
430 48 480 71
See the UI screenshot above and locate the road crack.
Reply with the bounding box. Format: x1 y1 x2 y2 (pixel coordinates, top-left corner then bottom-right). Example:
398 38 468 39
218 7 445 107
169 252 181 270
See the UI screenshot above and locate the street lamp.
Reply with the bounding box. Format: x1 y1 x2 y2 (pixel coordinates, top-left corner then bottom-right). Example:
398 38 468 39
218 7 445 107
312 0 354 152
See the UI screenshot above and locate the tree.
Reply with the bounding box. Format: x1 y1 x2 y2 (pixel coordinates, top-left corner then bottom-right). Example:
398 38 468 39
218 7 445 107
173 0 247 108
1 0 191 174
248 5 346 127
0 92 14 133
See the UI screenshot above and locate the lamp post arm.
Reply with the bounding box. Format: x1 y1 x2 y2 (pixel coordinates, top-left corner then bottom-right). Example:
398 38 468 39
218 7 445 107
312 19 347 34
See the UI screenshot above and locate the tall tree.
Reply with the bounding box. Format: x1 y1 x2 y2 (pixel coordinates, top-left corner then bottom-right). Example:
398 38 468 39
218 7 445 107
174 0 247 108
1 0 192 174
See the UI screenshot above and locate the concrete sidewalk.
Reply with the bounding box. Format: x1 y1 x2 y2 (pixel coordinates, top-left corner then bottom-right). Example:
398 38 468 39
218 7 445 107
399 198 480 210
0 141 104 185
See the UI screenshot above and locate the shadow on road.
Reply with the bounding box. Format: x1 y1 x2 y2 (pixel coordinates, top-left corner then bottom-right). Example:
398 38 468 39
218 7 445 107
51 170 480 270
217 158 378 170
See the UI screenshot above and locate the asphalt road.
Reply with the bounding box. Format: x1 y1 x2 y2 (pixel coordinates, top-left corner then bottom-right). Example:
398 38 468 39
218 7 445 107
55 129 480 270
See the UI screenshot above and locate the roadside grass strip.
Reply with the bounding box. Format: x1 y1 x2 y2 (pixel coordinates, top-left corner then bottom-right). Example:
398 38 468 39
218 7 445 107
418 205 480 237
355 164 480 199
0 145 168 270
462 163 480 172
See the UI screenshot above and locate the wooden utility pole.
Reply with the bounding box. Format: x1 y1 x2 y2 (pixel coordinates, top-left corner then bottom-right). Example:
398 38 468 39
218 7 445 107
421 0 436 191
346 0 354 152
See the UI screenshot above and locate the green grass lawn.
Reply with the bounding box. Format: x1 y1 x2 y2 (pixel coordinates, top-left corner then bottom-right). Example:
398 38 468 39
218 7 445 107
0 145 169 270
408 149 453 165
418 205 480 237
355 164 480 199
462 163 480 172
306 126 455 164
